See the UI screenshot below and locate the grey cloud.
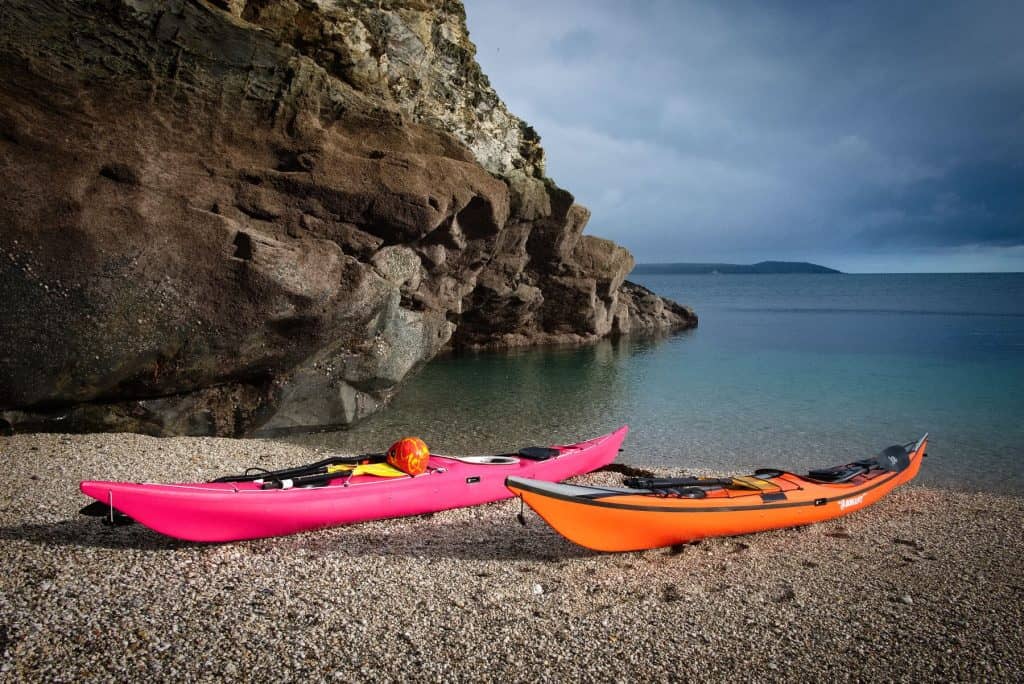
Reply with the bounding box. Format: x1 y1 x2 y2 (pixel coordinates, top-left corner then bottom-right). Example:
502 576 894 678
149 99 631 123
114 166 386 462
464 0 1024 270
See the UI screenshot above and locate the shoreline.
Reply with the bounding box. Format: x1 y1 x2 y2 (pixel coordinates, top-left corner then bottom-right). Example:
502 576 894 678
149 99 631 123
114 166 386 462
1 432 1022 680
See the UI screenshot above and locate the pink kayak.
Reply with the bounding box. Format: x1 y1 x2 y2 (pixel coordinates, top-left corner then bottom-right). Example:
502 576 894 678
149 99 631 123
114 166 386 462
79 426 627 542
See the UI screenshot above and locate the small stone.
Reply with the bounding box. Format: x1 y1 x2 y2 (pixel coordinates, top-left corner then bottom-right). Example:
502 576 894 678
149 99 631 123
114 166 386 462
532 584 544 596
899 594 913 605
773 586 796 603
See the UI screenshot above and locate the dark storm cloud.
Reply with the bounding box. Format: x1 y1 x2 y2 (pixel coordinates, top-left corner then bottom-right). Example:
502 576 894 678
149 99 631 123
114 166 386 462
464 0 1024 271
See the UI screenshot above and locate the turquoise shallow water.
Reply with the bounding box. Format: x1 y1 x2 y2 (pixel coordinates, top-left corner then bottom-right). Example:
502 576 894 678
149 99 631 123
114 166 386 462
286 273 1024 495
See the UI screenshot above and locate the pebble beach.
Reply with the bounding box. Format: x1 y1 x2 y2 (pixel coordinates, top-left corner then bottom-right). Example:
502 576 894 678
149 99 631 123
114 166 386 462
1 432 1022 681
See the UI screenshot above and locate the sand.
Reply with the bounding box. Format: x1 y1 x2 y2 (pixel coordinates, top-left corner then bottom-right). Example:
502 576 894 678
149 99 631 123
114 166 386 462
1 432 1022 681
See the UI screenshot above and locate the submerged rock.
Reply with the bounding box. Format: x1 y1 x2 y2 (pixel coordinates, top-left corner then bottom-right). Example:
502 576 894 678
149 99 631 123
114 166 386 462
0 0 696 436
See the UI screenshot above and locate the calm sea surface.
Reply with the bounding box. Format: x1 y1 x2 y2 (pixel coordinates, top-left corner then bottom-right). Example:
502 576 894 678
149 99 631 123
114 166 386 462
285 273 1024 494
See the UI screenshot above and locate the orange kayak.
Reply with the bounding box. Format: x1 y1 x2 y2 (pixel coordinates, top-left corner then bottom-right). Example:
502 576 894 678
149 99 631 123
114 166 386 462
506 435 927 552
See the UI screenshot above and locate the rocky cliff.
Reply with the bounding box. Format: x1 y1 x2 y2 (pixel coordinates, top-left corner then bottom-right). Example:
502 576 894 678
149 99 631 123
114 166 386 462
0 0 696 436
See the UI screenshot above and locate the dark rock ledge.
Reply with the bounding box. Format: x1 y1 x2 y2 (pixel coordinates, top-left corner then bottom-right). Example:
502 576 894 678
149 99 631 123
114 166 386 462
0 0 695 436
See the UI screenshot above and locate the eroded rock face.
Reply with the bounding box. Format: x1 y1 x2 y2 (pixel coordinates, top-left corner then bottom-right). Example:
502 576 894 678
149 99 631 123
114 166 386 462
0 0 695 436
235 0 546 179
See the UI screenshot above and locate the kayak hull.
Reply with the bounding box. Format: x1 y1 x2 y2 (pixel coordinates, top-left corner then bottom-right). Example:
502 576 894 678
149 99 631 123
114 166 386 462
507 435 926 552
80 426 627 542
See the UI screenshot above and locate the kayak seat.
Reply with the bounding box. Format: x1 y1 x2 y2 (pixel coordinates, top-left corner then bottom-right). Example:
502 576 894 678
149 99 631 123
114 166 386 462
518 446 560 461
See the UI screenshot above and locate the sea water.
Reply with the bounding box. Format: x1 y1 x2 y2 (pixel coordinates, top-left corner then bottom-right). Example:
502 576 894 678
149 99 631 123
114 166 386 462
286 273 1024 494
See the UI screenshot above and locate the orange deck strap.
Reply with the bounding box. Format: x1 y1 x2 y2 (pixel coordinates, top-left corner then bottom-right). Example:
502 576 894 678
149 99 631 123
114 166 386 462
729 476 781 492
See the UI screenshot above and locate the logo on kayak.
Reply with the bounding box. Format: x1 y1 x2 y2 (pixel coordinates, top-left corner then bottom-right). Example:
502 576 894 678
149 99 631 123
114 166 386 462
838 494 864 511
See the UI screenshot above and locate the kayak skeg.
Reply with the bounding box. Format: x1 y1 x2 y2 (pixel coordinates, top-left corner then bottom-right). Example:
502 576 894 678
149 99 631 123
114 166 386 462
79 426 627 542
506 434 927 552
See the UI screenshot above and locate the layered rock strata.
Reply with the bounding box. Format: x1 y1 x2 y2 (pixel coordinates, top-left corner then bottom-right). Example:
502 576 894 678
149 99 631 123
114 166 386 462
0 0 696 436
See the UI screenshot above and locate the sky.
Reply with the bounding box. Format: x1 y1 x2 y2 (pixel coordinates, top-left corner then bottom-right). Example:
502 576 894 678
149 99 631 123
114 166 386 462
463 0 1024 273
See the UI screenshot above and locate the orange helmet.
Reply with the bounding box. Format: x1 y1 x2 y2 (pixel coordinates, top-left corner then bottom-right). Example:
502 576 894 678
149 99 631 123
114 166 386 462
386 437 430 476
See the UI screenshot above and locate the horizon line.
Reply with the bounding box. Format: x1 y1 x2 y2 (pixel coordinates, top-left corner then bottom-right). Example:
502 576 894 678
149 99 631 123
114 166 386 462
632 263 1024 276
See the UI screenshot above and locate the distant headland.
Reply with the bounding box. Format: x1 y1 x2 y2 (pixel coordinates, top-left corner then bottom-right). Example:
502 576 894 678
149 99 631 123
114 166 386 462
633 261 842 275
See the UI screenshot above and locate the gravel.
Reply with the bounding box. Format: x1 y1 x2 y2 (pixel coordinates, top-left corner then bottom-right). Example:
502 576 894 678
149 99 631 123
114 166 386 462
1 432 1022 681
